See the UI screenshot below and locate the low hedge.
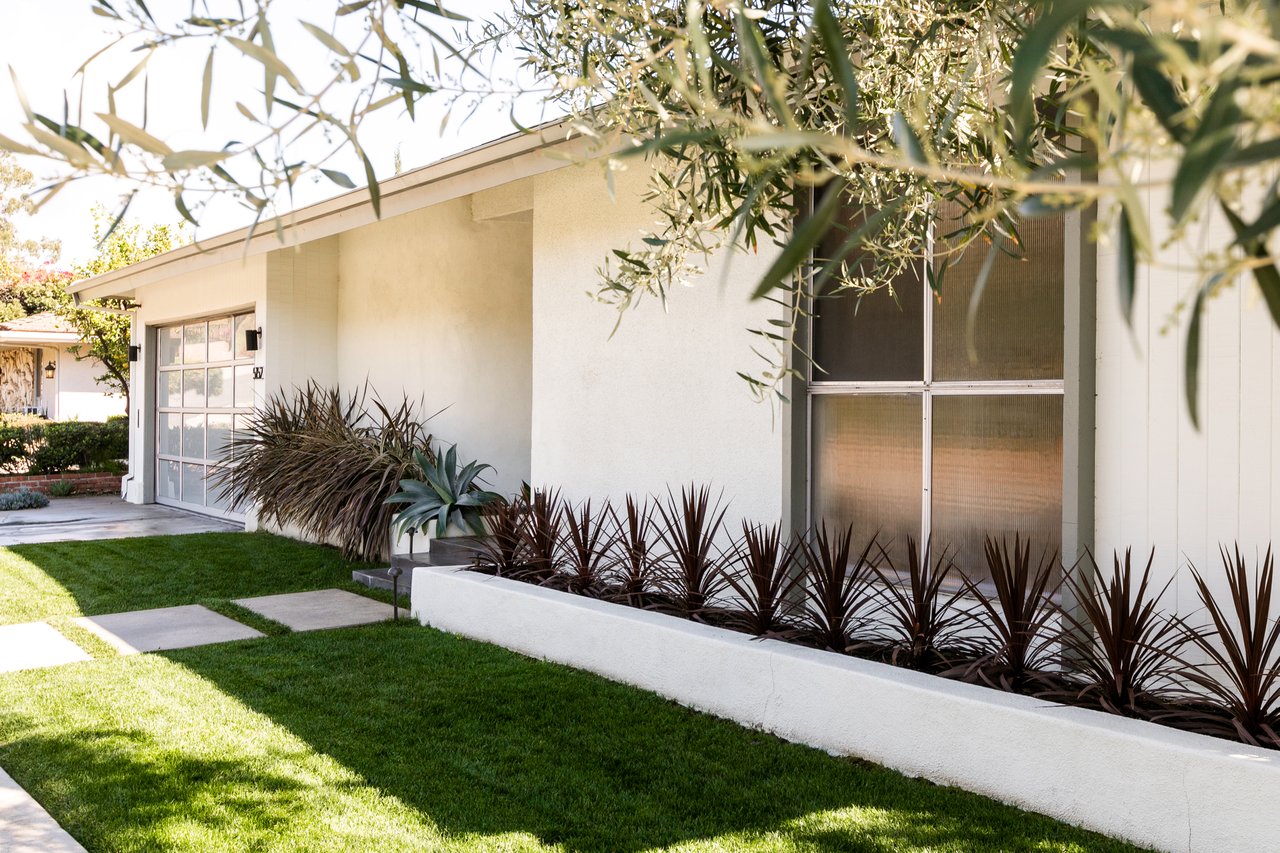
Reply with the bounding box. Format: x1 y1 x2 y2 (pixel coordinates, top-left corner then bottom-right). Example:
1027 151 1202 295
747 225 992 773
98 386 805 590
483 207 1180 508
0 416 128 474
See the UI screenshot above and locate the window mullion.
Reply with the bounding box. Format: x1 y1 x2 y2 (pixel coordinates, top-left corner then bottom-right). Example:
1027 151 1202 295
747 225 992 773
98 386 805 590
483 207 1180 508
922 221 935 550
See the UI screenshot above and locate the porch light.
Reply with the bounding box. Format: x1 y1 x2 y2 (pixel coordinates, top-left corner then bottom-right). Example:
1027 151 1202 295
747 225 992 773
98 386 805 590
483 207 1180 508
128 345 140 362
43 361 56 380
244 327 262 351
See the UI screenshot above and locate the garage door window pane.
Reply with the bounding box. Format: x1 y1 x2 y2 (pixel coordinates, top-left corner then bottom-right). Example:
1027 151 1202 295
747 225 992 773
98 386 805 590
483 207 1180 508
931 395 1063 581
160 327 182 366
182 413 205 459
183 370 205 407
207 317 233 361
158 413 181 457
183 323 207 364
182 463 205 505
158 460 180 499
158 372 180 407
207 367 232 408
812 394 922 560
234 365 254 408
207 414 233 461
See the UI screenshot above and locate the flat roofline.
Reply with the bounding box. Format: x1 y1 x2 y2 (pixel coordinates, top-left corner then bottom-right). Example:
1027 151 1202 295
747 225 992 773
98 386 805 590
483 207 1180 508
71 120 576 299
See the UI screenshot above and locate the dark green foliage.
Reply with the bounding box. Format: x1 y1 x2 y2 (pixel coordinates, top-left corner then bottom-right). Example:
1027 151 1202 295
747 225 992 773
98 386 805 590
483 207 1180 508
47 480 75 498
0 417 127 475
0 488 48 510
385 444 502 538
207 382 434 561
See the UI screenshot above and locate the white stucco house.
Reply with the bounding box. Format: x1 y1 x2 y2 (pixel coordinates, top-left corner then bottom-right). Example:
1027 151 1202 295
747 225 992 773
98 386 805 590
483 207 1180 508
0 311 126 421
67 124 1278 617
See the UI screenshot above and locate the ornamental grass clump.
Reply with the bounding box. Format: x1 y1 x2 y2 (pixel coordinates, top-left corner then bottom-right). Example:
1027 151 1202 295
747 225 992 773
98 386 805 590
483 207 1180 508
1177 547 1280 748
871 539 975 671
520 488 564 582
560 499 616 595
1056 548 1186 718
723 522 802 636
608 494 657 603
208 382 434 561
654 485 729 614
798 524 878 653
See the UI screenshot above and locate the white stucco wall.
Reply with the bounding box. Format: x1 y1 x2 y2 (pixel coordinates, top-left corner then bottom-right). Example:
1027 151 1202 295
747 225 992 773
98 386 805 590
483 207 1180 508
336 195 533 496
530 164 786 526
1095 199 1280 615
49 346 125 422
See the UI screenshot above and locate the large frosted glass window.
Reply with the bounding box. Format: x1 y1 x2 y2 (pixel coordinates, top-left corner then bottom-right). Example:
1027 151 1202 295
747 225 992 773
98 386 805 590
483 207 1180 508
810 204 1066 581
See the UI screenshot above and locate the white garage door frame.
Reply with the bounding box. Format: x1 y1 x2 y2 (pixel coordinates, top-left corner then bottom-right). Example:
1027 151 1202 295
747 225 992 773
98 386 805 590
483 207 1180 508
154 311 257 520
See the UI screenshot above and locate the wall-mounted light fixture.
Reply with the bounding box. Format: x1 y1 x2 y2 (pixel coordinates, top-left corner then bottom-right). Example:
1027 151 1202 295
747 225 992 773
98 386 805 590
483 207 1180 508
43 361 56 380
128 344 140 363
245 327 262 352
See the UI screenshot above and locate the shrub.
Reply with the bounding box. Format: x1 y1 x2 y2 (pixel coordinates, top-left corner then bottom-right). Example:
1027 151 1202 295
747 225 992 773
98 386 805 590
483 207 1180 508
871 539 975 670
654 485 729 613
608 495 657 602
519 488 564 581
48 480 75 498
798 523 877 653
25 419 128 474
723 521 802 636
561 499 615 594
0 489 49 510
207 382 434 561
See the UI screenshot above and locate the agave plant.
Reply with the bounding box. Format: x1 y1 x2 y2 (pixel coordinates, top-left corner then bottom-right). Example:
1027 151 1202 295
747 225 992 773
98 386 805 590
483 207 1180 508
1179 546 1280 748
208 382 433 561
561 499 616 594
654 485 729 613
724 522 803 636
1057 548 1185 717
798 523 878 653
609 494 656 602
872 538 974 670
961 535 1062 691
386 444 503 538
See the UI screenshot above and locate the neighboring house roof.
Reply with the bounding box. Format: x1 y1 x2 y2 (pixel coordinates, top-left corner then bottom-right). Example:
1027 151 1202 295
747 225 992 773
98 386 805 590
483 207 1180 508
72 120 581 301
0 312 82 345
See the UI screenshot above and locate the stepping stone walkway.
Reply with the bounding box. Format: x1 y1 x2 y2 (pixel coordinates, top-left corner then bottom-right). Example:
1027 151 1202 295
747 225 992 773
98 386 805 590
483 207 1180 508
0 768 86 852
0 623 91 674
72 604 266 655
0 588 396 852
234 589 396 632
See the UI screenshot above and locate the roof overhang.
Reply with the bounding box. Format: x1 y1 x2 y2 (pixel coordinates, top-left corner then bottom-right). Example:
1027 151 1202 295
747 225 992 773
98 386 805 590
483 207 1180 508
0 331 81 346
71 121 585 301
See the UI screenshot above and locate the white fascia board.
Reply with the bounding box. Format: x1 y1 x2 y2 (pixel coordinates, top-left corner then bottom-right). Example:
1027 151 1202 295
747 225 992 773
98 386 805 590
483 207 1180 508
71 123 584 301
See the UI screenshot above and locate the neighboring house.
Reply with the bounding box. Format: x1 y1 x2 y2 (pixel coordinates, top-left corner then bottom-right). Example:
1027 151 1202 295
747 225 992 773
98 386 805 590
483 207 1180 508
0 311 126 421
68 124 1279 617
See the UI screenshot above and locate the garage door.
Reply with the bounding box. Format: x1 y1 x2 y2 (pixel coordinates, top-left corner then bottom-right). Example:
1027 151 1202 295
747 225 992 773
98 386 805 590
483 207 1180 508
156 312 256 517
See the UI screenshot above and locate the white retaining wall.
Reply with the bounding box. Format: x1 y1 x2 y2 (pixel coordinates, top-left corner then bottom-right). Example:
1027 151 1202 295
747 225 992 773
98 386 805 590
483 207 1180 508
412 565 1280 853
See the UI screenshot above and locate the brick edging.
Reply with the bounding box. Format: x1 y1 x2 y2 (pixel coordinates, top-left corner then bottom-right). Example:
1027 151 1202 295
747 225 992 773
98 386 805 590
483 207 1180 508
0 471 122 496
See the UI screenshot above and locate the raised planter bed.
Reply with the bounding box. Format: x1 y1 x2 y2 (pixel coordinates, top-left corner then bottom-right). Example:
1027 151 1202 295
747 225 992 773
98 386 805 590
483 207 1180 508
412 564 1280 853
0 471 122 496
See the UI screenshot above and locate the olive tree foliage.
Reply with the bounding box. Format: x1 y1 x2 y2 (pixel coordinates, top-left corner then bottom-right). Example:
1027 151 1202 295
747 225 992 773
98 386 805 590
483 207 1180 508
4 2 1280 421
0 0 483 236
497 0 1280 421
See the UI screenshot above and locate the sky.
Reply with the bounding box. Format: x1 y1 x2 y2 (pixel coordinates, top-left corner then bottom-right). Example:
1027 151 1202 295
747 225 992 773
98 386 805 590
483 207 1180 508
0 0 536 267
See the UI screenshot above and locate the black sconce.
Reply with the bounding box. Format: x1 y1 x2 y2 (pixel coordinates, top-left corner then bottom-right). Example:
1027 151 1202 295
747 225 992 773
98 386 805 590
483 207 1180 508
128 344 140 362
244 327 262 351
43 361 56 380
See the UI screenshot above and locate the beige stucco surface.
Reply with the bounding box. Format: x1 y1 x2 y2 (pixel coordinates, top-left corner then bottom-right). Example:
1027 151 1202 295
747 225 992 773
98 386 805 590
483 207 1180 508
530 164 785 526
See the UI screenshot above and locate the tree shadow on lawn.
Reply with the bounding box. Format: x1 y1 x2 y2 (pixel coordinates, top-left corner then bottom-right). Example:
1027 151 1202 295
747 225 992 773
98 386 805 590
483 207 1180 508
165 623 1143 853
1 531 378 624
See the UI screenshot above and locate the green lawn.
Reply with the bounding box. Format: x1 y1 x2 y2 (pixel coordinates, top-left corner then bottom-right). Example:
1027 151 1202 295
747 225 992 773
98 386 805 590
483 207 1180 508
0 534 1144 852
0 531 384 625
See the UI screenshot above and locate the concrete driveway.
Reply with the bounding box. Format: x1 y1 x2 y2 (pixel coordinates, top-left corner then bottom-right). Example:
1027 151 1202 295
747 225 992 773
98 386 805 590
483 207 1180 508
0 495 239 546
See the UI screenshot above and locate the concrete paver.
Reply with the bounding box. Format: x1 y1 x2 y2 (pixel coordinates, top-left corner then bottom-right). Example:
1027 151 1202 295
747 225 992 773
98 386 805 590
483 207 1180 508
0 623 90 674
234 589 395 631
72 604 264 654
0 495 238 546
0 768 86 853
